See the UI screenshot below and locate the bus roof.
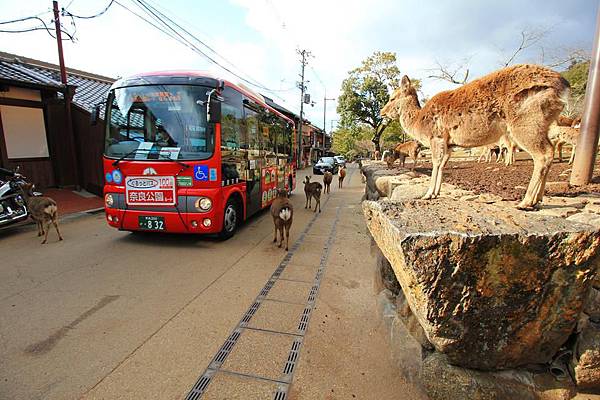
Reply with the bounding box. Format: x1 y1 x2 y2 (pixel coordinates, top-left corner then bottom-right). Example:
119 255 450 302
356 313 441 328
111 70 295 125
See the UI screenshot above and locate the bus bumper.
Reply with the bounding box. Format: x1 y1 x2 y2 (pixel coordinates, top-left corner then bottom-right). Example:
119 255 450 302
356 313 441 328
104 208 223 234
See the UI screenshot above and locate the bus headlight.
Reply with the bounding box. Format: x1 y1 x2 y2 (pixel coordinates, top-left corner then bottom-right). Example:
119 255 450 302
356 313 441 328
105 193 114 207
195 197 212 211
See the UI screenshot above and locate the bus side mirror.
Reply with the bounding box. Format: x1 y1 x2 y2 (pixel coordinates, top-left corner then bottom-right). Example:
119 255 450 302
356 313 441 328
207 94 222 124
90 105 101 126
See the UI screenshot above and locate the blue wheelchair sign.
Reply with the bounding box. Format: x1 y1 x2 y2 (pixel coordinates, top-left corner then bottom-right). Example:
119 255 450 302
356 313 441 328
194 165 209 181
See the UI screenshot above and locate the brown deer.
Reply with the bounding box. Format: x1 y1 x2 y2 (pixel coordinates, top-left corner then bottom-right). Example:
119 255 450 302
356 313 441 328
387 140 421 170
549 123 580 164
270 189 293 251
20 183 63 244
323 171 333 194
381 64 569 209
303 176 322 212
338 166 347 188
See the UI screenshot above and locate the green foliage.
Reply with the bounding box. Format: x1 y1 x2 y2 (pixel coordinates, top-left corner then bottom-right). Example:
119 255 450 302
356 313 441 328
337 51 402 151
561 61 589 116
331 124 372 158
562 61 589 99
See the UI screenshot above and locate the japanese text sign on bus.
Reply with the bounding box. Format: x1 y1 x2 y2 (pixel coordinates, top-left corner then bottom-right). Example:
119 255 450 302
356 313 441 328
125 176 176 206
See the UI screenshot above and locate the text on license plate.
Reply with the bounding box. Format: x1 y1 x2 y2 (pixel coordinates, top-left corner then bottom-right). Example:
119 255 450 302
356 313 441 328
138 216 165 230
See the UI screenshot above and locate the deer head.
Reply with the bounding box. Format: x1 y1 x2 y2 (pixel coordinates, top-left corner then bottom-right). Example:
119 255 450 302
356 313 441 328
381 75 418 121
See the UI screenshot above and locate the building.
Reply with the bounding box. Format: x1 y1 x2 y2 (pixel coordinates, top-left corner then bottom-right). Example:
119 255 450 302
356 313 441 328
0 51 113 195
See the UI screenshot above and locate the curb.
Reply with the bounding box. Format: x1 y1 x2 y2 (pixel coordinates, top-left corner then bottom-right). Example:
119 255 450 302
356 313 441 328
0 207 105 235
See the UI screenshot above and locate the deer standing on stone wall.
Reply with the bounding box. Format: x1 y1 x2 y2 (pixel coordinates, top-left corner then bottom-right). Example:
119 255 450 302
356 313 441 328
381 64 569 209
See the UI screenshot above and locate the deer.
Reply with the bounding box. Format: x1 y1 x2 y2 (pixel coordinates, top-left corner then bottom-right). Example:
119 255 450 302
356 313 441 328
387 140 422 170
303 176 322 212
323 171 333 194
270 188 293 251
20 183 63 244
338 166 347 188
381 64 569 209
549 122 580 164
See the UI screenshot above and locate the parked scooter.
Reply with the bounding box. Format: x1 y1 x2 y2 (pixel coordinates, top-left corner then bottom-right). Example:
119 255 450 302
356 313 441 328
0 166 35 228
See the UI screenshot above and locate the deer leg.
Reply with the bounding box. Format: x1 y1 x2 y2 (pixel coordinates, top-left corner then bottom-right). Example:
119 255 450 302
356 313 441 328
433 151 451 197
41 221 51 244
513 131 554 209
285 224 290 251
557 142 564 163
423 138 446 199
278 226 283 248
52 219 63 241
305 194 309 209
36 221 42 236
569 144 576 165
273 223 278 242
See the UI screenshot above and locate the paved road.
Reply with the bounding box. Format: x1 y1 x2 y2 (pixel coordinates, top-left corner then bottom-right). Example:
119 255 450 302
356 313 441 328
0 165 425 400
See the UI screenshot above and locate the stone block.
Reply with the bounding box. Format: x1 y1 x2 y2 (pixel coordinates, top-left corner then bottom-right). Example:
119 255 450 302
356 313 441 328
363 199 600 370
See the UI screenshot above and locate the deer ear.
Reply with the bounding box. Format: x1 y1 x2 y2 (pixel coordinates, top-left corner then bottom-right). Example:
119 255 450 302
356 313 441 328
401 75 411 88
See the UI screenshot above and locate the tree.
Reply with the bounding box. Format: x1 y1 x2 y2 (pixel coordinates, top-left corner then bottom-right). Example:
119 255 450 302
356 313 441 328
561 60 590 117
337 51 403 152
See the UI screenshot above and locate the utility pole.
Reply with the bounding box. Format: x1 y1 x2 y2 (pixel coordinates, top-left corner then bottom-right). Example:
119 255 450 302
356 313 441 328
571 6 600 185
53 0 81 189
297 49 311 168
323 90 335 151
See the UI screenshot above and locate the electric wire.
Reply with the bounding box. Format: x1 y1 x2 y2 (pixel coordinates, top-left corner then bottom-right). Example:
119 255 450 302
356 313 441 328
62 0 115 19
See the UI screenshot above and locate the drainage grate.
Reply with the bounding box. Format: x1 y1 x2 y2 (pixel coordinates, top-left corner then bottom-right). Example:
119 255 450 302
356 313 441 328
183 170 353 398
241 301 261 325
211 329 242 367
282 338 303 376
186 370 215 400
297 307 312 333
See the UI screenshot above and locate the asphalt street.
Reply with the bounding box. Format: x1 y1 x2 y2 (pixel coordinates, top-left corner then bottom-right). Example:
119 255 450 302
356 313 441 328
0 165 425 400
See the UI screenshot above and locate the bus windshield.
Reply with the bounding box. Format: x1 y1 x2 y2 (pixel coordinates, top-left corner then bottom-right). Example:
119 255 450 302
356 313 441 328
104 85 214 161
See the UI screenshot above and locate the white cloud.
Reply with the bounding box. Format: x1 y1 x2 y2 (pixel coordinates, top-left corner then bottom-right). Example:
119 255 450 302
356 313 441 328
1 0 596 133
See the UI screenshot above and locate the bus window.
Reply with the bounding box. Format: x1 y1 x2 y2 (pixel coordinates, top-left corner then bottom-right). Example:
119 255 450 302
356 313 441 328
259 111 277 166
221 87 244 180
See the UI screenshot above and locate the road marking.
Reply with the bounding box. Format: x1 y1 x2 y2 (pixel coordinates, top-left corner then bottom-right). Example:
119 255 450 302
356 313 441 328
185 169 354 400
25 295 120 356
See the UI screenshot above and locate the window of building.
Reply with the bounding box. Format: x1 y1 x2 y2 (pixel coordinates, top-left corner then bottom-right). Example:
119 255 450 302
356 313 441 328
0 105 49 159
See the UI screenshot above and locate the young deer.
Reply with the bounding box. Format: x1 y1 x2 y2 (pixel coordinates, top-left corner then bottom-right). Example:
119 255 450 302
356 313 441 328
270 189 293 251
323 171 333 194
20 183 63 244
303 176 322 212
381 64 569 209
338 166 347 188
387 141 421 170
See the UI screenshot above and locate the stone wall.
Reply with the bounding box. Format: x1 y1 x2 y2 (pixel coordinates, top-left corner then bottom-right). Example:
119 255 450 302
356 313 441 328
362 161 600 400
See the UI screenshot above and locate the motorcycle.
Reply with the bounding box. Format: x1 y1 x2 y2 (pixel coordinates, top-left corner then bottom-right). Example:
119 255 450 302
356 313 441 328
0 166 32 228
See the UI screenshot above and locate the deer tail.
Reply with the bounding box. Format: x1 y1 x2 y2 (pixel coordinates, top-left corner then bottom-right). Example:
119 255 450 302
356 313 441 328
279 207 292 221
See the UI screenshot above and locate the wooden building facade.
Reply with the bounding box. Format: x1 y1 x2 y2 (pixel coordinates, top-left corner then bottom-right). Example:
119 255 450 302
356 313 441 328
0 52 112 195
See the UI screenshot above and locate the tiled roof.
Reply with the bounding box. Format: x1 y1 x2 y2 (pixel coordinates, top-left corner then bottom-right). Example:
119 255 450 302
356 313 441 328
0 52 114 113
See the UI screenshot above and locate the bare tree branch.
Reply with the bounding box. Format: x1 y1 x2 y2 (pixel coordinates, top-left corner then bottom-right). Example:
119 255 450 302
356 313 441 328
502 26 552 67
426 59 470 85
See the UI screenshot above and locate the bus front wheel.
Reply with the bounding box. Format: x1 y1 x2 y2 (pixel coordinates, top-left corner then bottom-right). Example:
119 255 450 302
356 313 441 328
218 198 239 240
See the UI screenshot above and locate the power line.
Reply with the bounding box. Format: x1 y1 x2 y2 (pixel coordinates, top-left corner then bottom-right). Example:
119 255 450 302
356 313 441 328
125 0 290 100
0 14 74 41
62 0 115 19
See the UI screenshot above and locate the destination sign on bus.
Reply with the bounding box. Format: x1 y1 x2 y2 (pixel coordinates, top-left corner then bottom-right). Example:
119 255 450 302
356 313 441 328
125 176 176 206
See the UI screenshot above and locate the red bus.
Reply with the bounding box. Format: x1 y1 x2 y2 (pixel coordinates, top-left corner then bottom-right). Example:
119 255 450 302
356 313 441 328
101 71 297 239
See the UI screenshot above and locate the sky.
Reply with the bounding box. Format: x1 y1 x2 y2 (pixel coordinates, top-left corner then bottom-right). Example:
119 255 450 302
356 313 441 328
0 0 597 133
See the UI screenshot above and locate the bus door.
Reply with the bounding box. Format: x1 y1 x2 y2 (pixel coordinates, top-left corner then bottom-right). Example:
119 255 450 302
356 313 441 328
243 107 262 216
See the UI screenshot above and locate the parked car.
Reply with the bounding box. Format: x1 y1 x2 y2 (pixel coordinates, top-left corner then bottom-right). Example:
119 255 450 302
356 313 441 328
313 157 339 175
334 155 346 167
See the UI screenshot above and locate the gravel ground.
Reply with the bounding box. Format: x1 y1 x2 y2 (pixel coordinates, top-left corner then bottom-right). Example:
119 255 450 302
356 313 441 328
416 157 600 201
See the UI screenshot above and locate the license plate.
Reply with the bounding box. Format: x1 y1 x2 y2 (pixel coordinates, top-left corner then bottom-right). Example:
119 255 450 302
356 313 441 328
138 216 165 231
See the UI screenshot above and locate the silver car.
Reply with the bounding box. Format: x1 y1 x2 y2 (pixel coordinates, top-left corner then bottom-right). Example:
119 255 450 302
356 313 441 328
334 155 346 167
